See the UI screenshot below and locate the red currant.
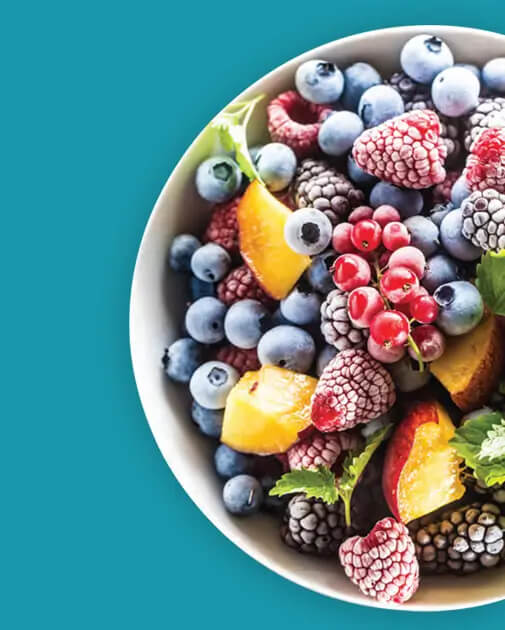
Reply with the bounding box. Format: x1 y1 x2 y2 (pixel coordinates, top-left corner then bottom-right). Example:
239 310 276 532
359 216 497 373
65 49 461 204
380 266 419 304
395 286 429 317
372 205 401 227
388 246 426 279
410 295 439 324
382 222 411 251
408 324 446 362
351 219 382 252
348 286 385 328
332 253 371 291
367 335 407 363
370 310 410 349
332 222 355 253
348 206 374 224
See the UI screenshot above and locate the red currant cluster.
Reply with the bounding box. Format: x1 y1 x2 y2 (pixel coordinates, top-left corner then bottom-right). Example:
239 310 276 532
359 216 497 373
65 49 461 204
331 206 446 368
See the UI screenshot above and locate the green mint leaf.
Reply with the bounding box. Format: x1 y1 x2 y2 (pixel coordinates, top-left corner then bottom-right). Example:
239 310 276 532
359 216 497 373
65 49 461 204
269 465 338 504
209 95 265 183
449 411 505 486
476 249 505 316
337 424 392 526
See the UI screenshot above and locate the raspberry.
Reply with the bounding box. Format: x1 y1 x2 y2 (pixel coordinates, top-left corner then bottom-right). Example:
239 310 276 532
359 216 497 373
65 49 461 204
433 170 461 204
203 196 241 254
217 265 274 307
267 91 332 158
339 517 419 604
311 349 396 432
352 110 447 190
287 430 361 471
464 128 505 193
216 345 260 375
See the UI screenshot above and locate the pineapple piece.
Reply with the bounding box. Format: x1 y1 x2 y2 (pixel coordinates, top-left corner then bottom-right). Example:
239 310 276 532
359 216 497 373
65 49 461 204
221 365 317 455
237 181 311 300
431 314 505 412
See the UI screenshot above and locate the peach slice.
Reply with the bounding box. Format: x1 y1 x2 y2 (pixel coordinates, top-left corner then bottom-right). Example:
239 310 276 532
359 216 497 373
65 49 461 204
221 365 317 455
383 400 465 523
237 181 311 300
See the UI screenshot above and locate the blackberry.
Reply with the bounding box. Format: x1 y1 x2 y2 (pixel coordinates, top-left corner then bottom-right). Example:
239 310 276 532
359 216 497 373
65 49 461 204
461 189 505 252
320 289 368 351
409 502 505 574
292 160 365 225
387 71 424 103
468 477 505 507
464 97 505 151
281 495 357 555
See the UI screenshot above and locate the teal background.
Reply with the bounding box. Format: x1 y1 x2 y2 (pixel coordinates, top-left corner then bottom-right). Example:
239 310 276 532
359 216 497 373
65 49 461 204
3 2 505 628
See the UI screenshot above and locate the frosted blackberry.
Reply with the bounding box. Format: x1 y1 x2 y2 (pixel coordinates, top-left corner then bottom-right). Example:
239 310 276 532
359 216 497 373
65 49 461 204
464 97 505 150
320 289 368 351
409 503 505 574
461 189 505 252
281 495 355 555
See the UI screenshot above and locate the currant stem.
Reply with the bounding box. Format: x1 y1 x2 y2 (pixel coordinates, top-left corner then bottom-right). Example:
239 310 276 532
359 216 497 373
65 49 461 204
408 333 425 373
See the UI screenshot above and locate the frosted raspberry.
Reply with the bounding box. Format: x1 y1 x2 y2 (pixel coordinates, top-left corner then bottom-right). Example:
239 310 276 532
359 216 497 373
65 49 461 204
216 345 260 375
352 109 447 190
433 170 461 204
311 349 395 432
464 128 505 193
217 265 274 307
203 196 241 254
267 91 332 158
287 430 361 471
339 517 419 604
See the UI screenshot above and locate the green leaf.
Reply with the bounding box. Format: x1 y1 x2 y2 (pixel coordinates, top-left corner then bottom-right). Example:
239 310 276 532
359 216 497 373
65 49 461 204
337 424 392 526
476 249 505 316
209 95 265 183
269 465 338 504
449 411 505 486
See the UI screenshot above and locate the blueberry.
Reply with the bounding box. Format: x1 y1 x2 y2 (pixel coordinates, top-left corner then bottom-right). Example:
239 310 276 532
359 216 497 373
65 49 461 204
389 357 431 392
191 243 231 283
254 143 297 192
440 208 482 261
161 338 204 383
482 58 505 94
191 400 223 438
189 360 239 409
257 325 315 373
370 181 423 219
280 286 321 325
341 62 382 111
195 156 242 203
224 299 271 349
189 275 216 300
260 474 289 513
451 175 472 207
347 154 378 188
400 34 454 84
270 307 291 327
306 251 336 293
434 281 484 336
403 216 440 257
316 345 337 376
422 253 460 293
431 67 480 117
358 85 404 128
455 63 481 81
169 234 201 273
215 444 254 479
185 297 227 344
429 202 454 227
318 111 364 156
295 59 344 104
284 208 332 255
222 474 263 515
248 145 263 163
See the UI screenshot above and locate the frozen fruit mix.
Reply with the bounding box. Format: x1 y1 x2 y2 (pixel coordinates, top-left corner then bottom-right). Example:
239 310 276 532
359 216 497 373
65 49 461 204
163 34 505 604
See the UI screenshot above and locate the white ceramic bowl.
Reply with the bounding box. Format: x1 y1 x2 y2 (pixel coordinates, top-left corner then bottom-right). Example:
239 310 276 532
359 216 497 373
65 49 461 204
130 26 505 611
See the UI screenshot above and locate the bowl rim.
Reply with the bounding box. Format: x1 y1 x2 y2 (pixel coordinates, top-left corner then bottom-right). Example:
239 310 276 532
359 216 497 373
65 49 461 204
130 25 505 612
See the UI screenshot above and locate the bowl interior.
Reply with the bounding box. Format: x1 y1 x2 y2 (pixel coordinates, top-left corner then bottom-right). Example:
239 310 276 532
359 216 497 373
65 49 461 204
130 26 505 611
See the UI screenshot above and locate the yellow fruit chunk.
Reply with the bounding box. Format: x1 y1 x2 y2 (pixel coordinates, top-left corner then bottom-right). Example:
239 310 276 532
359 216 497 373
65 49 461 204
221 365 317 455
397 404 464 523
237 181 311 300
431 314 505 412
